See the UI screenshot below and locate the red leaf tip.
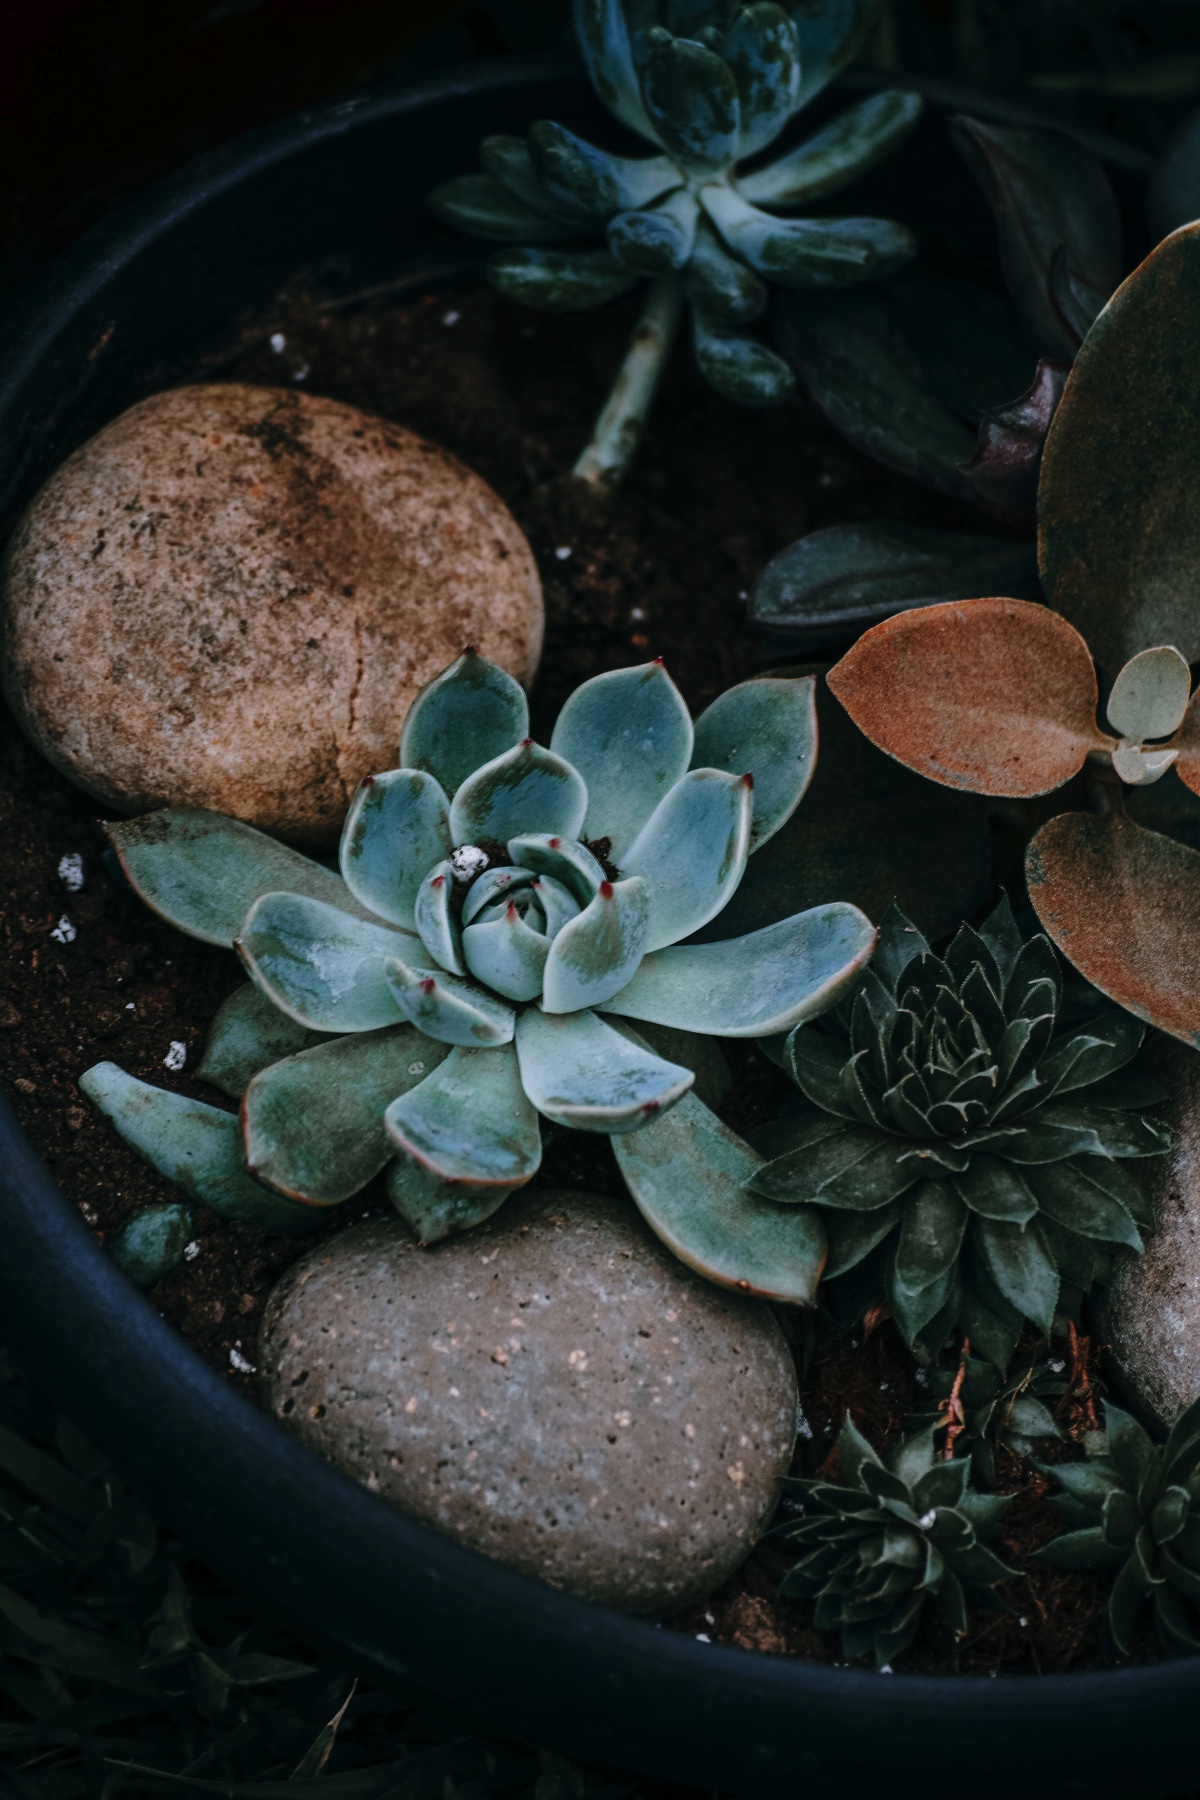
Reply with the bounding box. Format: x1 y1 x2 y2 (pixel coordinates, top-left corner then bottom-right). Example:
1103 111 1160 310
548 836 561 848
432 874 445 889
520 736 534 749
600 879 614 899
741 772 754 790
420 978 436 994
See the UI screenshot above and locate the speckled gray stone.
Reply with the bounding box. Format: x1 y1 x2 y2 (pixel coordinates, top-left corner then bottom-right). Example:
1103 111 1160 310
259 1187 797 1614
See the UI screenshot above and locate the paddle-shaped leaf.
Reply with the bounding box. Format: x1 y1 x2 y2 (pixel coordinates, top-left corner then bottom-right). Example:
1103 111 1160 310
622 769 752 951
111 1203 194 1288
691 306 797 405
508 833 606 906
685 217 768 322
461 900 551 1003
961 359 1069 530
640 34 741 172
702 186 915 287
427 174 588 245
338 769 452 930
608 188 699 273
542 877 652 1013
789 0 881 109
573 0 661 143
827 598 1107 798
197 982 331 1099
385 1042 541 1195
725 3 801 159
449 740 587 848
528 120 680 216
739 89 923 206
481 135 595 227
242 1027 450 1205
1039 222 1200 673
400 648 529 798
237 893 426 1032
602 901 876 1037
386 1158 515 1247
1107 647 1192 743
488 247 641 312
691 676 817 850
80 1064 321 1233
549 659 693 858
385 958 515 1047
1026 809 1200 1047
515 1007 692 1132
412 860 466 975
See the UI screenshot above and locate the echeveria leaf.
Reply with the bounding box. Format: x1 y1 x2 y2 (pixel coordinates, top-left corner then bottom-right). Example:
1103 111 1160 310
690 305 797 405
197 982 331 1099
449 740 587 848
639 34 741 172
110 1203 194 1287
508 832 606 905
690 675 817 851
611 1085 827 1303
237 893 425 1032
105 808 373 949
542 876 652 1013
961 358 1070 531
515 1006 692 1132
574 0 662 144
702 186 915 288
461 865 537 924
413 860 466 976
386 1157 515 1247
384 1041 541 1193
399 648 529 798
79 1063 321 1234
827 597 1107 798
530 873 582 940
1107 646 1192 743
338 768 452 931
385 958 516 1047
622 768 752 951
608 188 699 273
550 659 693 858
528 120 680 216
602 901 876 1037
243 1027 450 1205
725 3 801 159
428 173 588 245
739 89 923 207
790 0 882 109
461 900 551 1003
1039 222 1200 673
488 247 642 313
685 217 768 323
1026 808 1200 1047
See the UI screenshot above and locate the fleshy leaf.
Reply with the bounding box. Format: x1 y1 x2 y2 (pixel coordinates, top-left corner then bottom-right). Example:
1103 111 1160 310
399 649 530 799
384 1042 541 1197
691 306 797 406
725 3 801 159
574 0 662 143
751 1121 915 1211
413 860 466 975
974 1215 1059 1333
197 982 331 1099
827 597 1107 798
242 1027 450 1205
105 809 373 949
528 119 680 216
639 33 741 173
449 740 588 848
461 865 537 925
542 877 652 1013
428 173 589 244
690 676 817 851
386 1158 515 1247
237 893 426 1032
1107 646 1192 743
79 1064 320 1234
549 660 693 859
1024 1161 1142 1251
515 1007 692 1132
530 874 581 940
385 959 516 1047
789 0 881 109
739 89 923 206
608 188 699 274
110 1204 193 1288
338 769 452 931
701 186 915 288
602 901 877 1037
1039 222 1200 673
480 134 595 226
961 359 1070 531
1026 809 1200 1047
685 217 768 323
461 901 551 1003
508 833 606 906
611 1086 827 1303
621 769 752 952
488 247 641 312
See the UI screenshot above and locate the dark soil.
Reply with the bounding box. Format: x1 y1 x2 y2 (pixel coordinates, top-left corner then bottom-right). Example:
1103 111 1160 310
0 279 1120 1676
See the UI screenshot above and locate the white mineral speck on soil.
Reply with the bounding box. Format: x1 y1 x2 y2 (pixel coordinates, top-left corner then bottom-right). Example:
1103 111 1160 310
270 332 286 352
184 1241 200 1261
57 853 84 891
555 546 573 560
442 310 461 326
50 916 75 943
163 1040 187 1071
229 1347 255 1374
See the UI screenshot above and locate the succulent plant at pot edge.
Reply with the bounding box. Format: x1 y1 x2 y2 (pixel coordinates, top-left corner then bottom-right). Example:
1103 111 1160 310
776 1414 1015 1666
82 651 876 1299
430 0 921 488
748 897 1170 1369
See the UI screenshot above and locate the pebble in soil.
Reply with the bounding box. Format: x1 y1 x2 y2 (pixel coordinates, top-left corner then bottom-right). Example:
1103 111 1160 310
259 1188 798 1616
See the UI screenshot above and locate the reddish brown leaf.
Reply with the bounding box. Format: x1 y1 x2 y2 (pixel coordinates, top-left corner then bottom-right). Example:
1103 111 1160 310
1027 808 1200 1046
826 597 1107 798
962 358 1069 529
1172 691 1200 798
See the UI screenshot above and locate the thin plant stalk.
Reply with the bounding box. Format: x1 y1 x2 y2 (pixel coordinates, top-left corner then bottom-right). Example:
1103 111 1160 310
572 275 684 493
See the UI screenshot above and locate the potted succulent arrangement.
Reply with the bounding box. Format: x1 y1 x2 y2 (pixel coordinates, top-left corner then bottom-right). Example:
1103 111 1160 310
5 3 1200 1797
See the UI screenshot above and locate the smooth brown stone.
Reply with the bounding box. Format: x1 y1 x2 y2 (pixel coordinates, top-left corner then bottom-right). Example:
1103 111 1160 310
260 1189 797 1614
2 384 543 846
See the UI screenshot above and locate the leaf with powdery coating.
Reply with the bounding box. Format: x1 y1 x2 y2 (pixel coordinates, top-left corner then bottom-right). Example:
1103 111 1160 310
621 768 752 952
790 0 881 110
488 247 641 313
1107 646 1192 743
550 660 693 859
197 982 331 1099
542 877 652 1013
573 0 661 145
399 648 529 799
725 3 801 160
739 89 922 207
385 958 515 1047
427 174 589 245
385 1042 541 1193
640 35 741 174
827 597 1109 798
702 186 915 288
691 675 817 851
237 893 428 1033
338 768 452 931
449 740 587 849
515 1007 692 1133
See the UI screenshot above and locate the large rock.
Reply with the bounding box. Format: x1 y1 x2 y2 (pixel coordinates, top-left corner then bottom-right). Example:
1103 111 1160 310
260 1190 797 1614
2 384 542 846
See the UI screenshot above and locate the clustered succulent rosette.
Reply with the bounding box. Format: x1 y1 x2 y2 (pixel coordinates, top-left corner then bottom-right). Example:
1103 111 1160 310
82 651 875 1266
1037 1397 1200 1660
909 1341 1069 1490
776 1415 1014 1666
748 897 1170 1368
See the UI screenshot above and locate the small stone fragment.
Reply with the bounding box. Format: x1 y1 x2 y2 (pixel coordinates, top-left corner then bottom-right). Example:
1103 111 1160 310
110 1201 194 1287
259 1188 797 1615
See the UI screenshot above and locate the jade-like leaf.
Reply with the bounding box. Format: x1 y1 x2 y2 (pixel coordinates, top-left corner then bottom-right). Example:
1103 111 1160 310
961 358 1069 530
574 0 662 144
701 186 915 288
428 173 588 245
827 597 1108 798
789 0 882 109
1111 744 1178 788
1026 808 1200 1047
449 739 587 849
602 901 876 1037
691 676 817 851
640 34 741 173
387 1157 516 1247
385 1042 541 1194
399 649 529 799
528 120 680 217
237 893 426 1032
488 247 642 313
480 135 595 227
550 660 693 858
507 833 607 905
612 1087 826 1304
197 982 331 1099
751 523 1040 645
725 3 801 159
691 305 797 406
79 1063 321 1234
608 188 699 274
1107 647 1192 743
243 1026 450 1205
621 768 752 951
739 89 923 207
685 217 767 323
385 958 515 1047
515 1006 692 1132
106 808 373 949
1039 223 1200 674
413 860 466 975
461 901 550 1003
542 877 652 1013
338 769 452 930
110 1203 194 1288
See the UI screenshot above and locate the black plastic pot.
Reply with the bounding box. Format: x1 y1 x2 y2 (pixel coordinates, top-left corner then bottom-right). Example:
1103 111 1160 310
0 54 1194 1800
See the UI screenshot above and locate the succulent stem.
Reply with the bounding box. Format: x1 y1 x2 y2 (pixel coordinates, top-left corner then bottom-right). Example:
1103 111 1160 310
572 275 684 494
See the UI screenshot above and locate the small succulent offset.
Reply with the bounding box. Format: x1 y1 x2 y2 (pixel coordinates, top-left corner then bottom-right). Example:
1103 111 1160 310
748 899 1170 1369
82 652 876 1273
430 0 920 488
1038 1397 1200 1659
776 1415 1014 1666
911 1342 1069 1489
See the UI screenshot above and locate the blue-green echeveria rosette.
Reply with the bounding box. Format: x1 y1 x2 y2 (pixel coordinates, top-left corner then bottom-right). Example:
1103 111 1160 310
84 652 876 1284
